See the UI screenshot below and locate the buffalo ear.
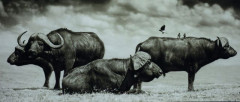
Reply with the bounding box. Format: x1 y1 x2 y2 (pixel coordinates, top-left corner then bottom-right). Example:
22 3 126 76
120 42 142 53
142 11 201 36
216 37 229 48
216 36 222 47
131 51 151 71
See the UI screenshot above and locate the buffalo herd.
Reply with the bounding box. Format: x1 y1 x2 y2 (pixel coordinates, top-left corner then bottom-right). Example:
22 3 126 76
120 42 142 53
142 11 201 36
7 28 237 94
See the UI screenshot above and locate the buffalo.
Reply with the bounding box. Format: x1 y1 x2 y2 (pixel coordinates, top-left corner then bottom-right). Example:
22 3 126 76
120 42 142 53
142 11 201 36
135 36 237 91
62 51 163 94
7 45 53 88
9 28 105 89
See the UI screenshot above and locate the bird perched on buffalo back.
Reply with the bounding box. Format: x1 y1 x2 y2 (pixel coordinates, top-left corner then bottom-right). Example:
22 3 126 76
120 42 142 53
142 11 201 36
177 33 181 38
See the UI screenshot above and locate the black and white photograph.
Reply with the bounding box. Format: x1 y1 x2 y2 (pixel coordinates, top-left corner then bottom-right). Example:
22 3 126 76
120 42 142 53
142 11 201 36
0 0 240 101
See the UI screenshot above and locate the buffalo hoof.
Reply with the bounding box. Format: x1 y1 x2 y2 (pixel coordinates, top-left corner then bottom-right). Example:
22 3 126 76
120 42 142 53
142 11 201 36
188 89 195 91
127 89 145 94
53 85 61 90
43 84 49 88
53 88 62 90
53 87 61 90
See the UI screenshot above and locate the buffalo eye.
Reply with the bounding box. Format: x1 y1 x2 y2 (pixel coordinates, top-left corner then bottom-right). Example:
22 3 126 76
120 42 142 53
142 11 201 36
14 49 22 55
15 50 20 55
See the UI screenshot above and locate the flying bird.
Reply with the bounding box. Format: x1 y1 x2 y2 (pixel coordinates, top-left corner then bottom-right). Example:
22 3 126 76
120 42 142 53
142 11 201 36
159 25 165 34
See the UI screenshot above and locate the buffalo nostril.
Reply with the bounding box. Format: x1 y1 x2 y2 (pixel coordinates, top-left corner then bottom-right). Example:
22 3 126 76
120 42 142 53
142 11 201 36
231 49 237 56
7 58 11 63
230 51 237 57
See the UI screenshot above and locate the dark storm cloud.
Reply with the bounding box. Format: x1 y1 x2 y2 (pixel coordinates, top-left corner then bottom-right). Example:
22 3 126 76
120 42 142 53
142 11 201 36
181 0 240 10
79 0 111 4
118 3 139 14
0 15 18 27
181 0 240 18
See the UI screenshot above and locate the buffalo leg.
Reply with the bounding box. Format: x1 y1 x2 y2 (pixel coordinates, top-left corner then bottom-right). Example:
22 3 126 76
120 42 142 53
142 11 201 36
133 83 137 90
127 80 144 94
54 70 61 89
63 59 75 77
188 72 195 91
127 83 138 93
42 68 52 88
136 82 144 93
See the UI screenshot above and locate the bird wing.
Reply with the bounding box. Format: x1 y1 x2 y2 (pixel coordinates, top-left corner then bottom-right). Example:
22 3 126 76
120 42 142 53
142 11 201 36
160 25 165 31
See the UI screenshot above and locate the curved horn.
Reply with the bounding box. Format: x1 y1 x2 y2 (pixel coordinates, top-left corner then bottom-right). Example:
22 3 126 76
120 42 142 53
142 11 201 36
38 33 64 49
17 31 28 47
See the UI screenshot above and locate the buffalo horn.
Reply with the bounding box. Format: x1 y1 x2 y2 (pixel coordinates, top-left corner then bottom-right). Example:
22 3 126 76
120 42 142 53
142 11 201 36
17 31 28 47
38 33 64 49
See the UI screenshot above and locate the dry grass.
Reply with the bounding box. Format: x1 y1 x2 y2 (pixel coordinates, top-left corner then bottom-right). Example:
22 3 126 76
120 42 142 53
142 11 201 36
0 84 240 102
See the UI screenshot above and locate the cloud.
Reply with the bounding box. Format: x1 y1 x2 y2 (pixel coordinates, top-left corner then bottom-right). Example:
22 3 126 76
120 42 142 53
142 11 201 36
194 4 238 27
181 0 240 19
0 1 18 27
181 0 240 10
114 0 178 18
79 0 111 4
